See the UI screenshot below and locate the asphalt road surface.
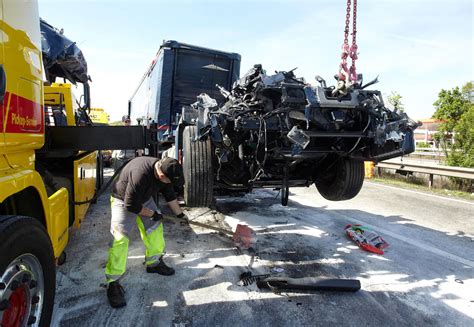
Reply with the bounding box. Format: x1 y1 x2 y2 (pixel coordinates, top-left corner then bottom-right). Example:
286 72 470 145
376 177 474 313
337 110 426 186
52 178 474 326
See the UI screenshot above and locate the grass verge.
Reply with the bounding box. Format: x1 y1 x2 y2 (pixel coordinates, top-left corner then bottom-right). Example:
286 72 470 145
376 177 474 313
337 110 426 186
368 177 473 201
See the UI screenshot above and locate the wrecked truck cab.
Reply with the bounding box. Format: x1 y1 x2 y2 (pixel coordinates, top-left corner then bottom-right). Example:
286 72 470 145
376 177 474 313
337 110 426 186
178 65 418 207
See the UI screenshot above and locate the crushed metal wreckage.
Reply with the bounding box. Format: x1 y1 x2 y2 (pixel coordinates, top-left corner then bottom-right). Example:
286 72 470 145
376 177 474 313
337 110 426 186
180 64 419 205
40 18 89 84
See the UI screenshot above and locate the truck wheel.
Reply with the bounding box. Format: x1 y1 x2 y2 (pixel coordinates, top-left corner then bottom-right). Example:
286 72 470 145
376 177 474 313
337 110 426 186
182 126 214 207
315 158 364 201
0 216 55 327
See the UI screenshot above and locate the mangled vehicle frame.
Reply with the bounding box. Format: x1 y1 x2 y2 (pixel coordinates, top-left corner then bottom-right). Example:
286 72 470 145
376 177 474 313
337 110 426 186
178 64 418 207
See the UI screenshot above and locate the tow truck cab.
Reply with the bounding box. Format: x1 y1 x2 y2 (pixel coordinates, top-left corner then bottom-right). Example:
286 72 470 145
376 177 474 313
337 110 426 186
0 1 64 326
0 2 97 326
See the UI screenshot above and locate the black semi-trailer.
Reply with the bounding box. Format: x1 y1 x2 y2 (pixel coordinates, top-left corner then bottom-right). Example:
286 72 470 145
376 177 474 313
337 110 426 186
128 40 241 146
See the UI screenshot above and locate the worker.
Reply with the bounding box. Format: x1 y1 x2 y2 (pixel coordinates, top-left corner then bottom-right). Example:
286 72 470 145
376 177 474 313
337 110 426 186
105 156 188 308
111 115 137 170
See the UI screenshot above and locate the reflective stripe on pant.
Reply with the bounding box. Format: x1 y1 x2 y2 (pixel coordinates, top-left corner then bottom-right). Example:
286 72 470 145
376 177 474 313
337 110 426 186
105 233 129 282
136 217 165 266
105 197 165 283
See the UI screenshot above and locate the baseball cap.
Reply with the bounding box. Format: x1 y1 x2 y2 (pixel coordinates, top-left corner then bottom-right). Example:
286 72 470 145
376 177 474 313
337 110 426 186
160 158 184 187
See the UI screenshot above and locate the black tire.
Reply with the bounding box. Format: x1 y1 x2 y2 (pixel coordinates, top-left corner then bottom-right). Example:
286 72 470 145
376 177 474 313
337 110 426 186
315 158 364 201
0 215 56 327
182 126 214 207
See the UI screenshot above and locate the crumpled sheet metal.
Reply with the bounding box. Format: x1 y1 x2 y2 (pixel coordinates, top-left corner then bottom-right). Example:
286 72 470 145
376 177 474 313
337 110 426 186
185 63 419 166
40 18 89 84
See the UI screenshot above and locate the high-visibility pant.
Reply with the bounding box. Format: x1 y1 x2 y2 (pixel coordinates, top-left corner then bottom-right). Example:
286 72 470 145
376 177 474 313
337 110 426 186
105 197 165 283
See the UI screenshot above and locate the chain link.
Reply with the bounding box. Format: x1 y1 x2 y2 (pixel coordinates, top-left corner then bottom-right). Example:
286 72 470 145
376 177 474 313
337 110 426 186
338 0 358 84
349 0 358 82
344 0 351 46
352 0 357 46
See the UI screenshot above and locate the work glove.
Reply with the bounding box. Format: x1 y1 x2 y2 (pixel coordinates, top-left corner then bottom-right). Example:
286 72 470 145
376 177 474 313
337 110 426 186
177 212 189 225
152 211 163 222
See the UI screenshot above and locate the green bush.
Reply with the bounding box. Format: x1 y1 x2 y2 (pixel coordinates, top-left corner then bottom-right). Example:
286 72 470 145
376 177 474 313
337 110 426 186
416 142 431 149
432 81 474 168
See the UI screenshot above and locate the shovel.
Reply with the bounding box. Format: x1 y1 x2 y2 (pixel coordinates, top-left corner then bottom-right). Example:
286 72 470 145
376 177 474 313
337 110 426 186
163 215 255 249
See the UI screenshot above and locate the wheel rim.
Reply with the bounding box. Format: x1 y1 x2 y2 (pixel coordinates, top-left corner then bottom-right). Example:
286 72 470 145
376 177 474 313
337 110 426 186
0 254 44 327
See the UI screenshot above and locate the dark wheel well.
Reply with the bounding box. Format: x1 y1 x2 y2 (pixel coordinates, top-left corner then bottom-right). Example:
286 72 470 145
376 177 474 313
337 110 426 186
0 187 47 227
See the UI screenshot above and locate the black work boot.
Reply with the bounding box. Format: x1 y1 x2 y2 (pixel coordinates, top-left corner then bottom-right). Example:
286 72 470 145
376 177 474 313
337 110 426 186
146 257 175 276
107 281 126 308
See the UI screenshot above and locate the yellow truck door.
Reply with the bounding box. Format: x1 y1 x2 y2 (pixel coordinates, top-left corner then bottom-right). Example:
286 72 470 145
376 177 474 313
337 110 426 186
1 1 44 153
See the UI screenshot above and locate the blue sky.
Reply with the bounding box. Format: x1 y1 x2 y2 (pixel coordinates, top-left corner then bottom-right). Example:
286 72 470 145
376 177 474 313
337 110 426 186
38 0 473 121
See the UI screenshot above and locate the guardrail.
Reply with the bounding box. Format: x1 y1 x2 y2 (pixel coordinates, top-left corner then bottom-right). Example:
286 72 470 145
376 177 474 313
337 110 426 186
375 161 474 188
413 148 449 158
410 151 445 157
415 147 453 152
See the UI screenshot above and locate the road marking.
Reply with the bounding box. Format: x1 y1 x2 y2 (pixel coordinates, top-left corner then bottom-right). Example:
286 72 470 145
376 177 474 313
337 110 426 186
366 181 474 206
330 209 474 268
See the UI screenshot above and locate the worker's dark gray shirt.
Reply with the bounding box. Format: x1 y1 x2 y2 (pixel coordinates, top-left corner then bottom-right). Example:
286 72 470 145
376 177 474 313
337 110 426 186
111 157 177 214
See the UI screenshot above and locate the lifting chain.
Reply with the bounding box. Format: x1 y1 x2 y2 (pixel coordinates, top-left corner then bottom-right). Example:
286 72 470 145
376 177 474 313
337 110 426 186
337 0 358 88
350 0 358 81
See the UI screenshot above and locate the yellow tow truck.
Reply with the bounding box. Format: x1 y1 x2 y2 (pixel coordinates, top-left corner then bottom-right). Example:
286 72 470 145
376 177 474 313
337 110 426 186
0 3 99 325
0 2 150 325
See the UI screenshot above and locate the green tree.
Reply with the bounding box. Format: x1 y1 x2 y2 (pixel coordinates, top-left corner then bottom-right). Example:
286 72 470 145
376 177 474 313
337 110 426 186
432 81 474 168
387 91 405 113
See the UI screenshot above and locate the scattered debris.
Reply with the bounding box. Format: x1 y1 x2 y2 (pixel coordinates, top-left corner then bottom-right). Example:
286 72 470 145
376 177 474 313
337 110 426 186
214 264 224 269
274 220 289 225
454 279 464 284
211 210 218 222
164 215 256 249
257 277 361 292
233 224 257 249
345 224 389 255
272 267 285 273
238 272 271 287
248 254 256 269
